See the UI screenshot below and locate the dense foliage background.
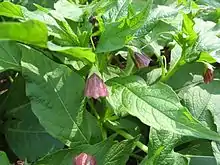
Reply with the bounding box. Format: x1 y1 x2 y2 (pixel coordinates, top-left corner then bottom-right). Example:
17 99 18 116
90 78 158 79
1 0 220 164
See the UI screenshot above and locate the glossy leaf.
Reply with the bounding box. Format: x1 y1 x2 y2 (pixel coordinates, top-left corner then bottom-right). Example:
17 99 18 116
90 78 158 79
0 2 23 18
21 46 102 146
106 75 220 141
0 41 21 72
0 20 48 47
47 42 96 63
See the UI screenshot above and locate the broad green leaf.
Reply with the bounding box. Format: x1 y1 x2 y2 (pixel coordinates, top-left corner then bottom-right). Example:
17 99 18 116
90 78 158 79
104 0 130 22
2 75 64 162
106 75 220 141
0 41 21 72
47 42 96 63
0 2 23 18
128 0 153 30
54 0 83 22
196 0 220 8
35 137 136 165
96 21 131 53
167 62 204 90
136 5 179 37
146 128 188 165
136 67 162 85
179 79 220 163
21 46 101 146
96 0 152 53
0 152 10 165
189 156 217 165
178 140 214 156
193 19 220 63
212 142 220 165
0 20 48 47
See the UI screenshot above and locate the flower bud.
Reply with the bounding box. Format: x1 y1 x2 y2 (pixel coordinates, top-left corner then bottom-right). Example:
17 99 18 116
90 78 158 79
84 73 108 99
203 65 214 84
74 153 96 165
133 52 151 69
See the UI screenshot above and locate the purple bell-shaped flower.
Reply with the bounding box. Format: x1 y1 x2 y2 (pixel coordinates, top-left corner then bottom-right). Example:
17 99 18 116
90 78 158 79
74 153 97 165
133 52 152 69
203 65 214 84
84 73 108 99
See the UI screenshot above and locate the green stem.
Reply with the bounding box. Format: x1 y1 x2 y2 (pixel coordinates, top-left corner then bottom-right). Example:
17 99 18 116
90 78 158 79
161 55 184 82
105 122 148 153
87 99 100 120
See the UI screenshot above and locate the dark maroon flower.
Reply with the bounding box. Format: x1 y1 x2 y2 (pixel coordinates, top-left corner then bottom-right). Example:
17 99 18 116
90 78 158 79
203 66 214 84
133 52 152 69
84 73 108 99
15 160 24 165
74 153 96 165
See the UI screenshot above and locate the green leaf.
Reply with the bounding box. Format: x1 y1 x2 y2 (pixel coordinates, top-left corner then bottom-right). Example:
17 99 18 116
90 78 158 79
54 0 83 22
96 0 152 53
2 75 64 162
136 67 162 85
106 75 220 141
196 0 220 8
104 0 130 22
136 5 179 37
146 128 188 165
0 20 48 47
167 62 204 90
212 142 220 165
21 46 101 146
0 152 10 165
179 79 220 163
128 0 153 30
35 137 136 165
193 19 220 63
47 42 96 63
0 41 21 72
182 14 198 45
189 156 217 165
0 2 23 18
96 21 131 53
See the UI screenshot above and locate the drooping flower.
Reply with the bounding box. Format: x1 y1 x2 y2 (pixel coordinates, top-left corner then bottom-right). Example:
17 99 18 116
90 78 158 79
84 73 108 99
203 65 214 84
74 153 97 165
133 52 152 69
15 160 24 165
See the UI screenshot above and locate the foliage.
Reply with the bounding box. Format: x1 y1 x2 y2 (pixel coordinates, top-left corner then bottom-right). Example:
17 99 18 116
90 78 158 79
0 0 220 164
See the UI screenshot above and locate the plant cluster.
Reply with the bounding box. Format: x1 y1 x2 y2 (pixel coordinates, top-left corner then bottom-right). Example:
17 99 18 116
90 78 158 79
1 0 220 164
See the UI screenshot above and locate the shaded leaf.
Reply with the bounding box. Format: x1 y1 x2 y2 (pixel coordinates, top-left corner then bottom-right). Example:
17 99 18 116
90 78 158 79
3 75 64 162
21 46 101 146
0 41 21 72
